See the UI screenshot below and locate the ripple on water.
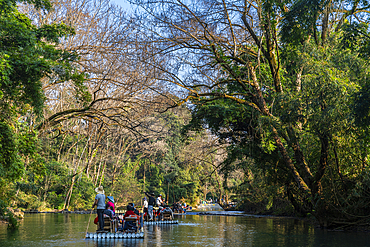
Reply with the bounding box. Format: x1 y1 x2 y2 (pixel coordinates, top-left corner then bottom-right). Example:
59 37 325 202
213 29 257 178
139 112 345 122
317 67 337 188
178 222 202 226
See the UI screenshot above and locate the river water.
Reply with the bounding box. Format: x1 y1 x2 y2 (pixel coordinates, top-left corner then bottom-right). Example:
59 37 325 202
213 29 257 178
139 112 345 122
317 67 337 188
1 212 370 247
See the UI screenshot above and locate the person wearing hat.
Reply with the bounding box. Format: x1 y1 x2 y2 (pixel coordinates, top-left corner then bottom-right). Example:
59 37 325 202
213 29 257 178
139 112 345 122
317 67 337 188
92 186 106 232
144 192 156 221
106 196 115 213
156 194 164 216
156 194 163 207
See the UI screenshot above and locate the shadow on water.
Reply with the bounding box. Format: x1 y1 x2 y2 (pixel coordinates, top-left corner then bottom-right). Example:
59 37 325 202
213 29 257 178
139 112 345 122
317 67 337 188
1 212 370 247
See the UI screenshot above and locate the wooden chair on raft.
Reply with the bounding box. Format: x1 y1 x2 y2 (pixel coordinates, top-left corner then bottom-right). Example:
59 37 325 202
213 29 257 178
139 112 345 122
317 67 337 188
97 216 118 233
161 211 172 220
124 215 140 233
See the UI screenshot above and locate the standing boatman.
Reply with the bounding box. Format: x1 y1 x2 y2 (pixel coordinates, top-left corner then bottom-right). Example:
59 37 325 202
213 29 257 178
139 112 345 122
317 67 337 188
144 192 156 221
92 186 106 232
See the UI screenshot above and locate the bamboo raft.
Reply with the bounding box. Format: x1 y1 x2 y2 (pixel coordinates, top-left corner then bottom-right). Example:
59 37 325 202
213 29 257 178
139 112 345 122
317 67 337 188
144 220 179 225
85 232 144 239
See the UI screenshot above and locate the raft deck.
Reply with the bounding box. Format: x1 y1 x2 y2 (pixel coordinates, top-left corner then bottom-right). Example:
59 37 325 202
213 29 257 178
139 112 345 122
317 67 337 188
144 220 178 225
86 232 144 239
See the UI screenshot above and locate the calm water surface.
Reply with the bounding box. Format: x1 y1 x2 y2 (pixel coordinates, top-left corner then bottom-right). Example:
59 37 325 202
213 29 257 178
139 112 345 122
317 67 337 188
0 212 369 247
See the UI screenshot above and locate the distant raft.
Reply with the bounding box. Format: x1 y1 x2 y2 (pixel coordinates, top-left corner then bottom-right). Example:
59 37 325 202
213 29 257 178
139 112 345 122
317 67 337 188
85 232 144 239
144 220 179 225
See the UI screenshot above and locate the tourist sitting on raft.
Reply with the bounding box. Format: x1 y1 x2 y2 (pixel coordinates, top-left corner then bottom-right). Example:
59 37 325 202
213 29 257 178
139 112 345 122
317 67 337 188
132 203 140 215
172 201 185 213
120 203 142 232
93 205 117 227
159 204 174 220
156 194 165 215
172 202 180 213
156 194 164 208
103 206 115 219
106 196 115 213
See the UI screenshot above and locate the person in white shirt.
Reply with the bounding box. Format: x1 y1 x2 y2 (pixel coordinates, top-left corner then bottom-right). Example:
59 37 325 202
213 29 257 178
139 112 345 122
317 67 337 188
143 197 148 215
156 194 163 207
156 194 164 217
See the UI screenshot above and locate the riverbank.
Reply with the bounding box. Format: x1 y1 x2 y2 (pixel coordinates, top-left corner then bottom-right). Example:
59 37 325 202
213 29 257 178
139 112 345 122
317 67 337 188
22 209 93 214
196 210 306 220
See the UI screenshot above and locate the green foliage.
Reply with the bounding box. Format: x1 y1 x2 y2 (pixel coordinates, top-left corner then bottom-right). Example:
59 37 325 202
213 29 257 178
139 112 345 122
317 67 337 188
0 2 73 116
0 0 90 216
354 83 370 128
280 0 326 44
145 162 164 194
185 9 370 220
0 0 88 182
0 121 21 180
70 174 95 210
339 22 370 57
41 161 69 209
7 213 18 229
17 191 42 210
0 198 18 229
0 198 7 216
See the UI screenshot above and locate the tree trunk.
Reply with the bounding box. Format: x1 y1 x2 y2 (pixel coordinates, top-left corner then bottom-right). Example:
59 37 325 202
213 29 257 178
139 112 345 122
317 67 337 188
111 139 123 191
64 134 90 210
57 134 67 162
213 168 222 203
99 161 106 187
63 140 79 210
65 177 75 210
321 5 330 46
249 64 311 195
95 150 104 185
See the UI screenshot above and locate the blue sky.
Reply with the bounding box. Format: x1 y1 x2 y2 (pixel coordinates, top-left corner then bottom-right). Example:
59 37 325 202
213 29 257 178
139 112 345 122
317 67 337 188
111 0 132 10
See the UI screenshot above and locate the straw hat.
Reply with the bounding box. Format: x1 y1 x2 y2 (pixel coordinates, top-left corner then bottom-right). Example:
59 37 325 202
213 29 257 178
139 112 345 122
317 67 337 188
95 186 105 194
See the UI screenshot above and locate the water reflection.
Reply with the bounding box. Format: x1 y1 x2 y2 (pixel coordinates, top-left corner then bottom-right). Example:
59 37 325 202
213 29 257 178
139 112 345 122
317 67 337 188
1 213 370 247
85 238 145 247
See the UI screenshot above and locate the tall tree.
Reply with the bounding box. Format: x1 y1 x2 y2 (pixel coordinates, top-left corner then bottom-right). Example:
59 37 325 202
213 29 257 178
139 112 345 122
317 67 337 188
129 0 370 226
0 0 81 183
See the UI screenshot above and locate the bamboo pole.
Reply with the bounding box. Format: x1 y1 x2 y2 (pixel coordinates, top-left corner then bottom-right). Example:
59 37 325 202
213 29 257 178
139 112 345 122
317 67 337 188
84 209 94 239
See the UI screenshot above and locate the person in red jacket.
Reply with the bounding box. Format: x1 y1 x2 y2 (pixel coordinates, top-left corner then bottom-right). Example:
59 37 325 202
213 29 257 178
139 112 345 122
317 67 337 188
123 203 139 231
123 204 137 219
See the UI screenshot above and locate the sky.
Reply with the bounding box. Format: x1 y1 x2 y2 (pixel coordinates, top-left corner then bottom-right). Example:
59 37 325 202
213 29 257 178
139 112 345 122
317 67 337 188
110 0 133 11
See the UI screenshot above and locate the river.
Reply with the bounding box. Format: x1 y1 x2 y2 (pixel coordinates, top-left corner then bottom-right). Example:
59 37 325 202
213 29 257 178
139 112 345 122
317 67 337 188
0 212 369 246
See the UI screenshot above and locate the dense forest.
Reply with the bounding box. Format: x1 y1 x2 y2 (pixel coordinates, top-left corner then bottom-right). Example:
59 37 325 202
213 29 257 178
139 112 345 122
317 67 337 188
1 0 370 230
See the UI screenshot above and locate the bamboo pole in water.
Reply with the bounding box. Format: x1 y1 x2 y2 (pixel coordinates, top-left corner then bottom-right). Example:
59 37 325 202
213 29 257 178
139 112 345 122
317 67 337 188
84 209 94 239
